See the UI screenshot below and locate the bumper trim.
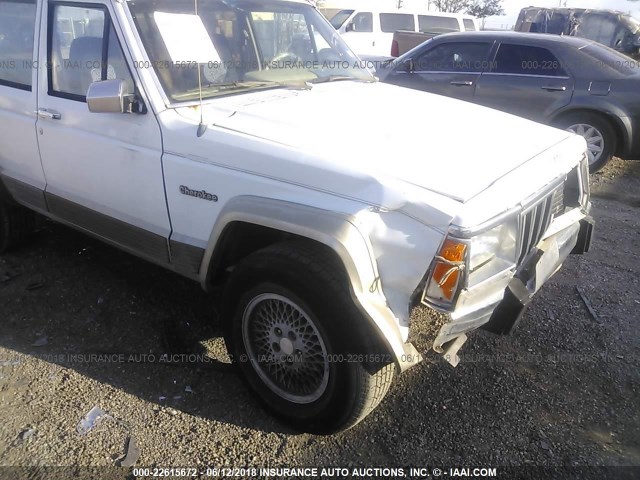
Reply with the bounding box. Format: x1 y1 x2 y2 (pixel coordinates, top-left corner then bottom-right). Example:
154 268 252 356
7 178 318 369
571 215 594 254
481 277 531 335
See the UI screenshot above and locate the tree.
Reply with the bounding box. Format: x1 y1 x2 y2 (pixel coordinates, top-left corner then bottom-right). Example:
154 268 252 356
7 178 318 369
432 0 471 13
466 0 505 19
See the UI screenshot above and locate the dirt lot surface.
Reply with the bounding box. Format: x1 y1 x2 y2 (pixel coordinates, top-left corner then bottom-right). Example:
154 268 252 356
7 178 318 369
0 158 639 479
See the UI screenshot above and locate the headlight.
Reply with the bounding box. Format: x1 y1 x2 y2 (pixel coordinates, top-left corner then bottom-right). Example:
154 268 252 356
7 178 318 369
423 218 518 309
467 219 517 287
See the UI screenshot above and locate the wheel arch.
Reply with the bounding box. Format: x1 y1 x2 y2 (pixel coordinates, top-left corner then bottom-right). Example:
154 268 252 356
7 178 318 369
198 195 418 370
550 107 630 158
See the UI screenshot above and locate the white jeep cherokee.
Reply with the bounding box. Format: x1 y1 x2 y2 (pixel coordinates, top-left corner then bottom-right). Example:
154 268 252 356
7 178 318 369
0 0 593 432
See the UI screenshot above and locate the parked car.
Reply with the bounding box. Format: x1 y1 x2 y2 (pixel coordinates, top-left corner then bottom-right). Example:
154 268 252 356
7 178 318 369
328 8 478 56
515 7 640 59
380 31 640 171
1 0 592 433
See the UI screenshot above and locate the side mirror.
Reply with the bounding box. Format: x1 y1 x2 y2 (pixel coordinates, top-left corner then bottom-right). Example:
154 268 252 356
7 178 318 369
402 58 414 72
86 79 134 114
345 22 355 33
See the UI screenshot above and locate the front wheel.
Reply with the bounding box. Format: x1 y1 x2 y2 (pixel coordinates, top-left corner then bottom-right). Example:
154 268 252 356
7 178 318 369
223 242 395 433
555 112 616 172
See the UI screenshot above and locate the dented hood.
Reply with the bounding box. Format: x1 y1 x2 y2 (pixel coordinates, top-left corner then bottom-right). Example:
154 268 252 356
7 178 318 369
184 81 575 204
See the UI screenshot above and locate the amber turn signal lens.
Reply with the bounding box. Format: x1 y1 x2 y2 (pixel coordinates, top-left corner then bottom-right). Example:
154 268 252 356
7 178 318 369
440 239 467 263
430 240 467 301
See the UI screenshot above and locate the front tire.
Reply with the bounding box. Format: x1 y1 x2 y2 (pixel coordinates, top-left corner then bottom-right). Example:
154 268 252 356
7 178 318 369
223 242 395 433
555 112 616 172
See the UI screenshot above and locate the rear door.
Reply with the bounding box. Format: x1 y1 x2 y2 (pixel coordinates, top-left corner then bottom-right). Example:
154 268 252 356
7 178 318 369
35 0 171 263
474 42 573 121
386 40 494 102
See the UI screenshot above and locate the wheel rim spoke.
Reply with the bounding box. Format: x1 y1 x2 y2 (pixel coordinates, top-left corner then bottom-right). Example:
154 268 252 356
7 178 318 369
566 123 605 164
242 293 330 404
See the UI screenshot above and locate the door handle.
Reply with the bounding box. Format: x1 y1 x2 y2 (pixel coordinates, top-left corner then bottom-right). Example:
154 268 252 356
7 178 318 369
450 80 473 86
36 108 62 120
541 85 567 92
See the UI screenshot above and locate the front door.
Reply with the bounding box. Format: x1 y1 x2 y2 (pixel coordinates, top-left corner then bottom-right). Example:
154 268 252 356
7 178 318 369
0 0 47 210
35 0 171 263
388 41 494 102
341 12 375 56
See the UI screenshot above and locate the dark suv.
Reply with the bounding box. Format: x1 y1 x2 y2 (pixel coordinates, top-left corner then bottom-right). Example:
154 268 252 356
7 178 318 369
515 7 640 59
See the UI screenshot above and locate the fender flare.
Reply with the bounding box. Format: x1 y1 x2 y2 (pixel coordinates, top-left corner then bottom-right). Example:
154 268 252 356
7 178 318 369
198 195 420 370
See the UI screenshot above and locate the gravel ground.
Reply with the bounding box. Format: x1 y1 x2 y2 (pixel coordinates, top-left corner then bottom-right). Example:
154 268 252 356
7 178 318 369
0 158 638 478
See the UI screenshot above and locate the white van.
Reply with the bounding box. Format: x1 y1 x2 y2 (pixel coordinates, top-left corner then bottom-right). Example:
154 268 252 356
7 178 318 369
327 9 479 56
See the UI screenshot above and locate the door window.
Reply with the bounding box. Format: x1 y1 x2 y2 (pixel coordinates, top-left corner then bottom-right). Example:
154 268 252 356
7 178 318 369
415 42 491 72
350 12 372 33
463 19 476 31
379 13 414 33
49 5 134 99
493 44 567 76
0 0 36 89
418 15 460 33
329 9 353 30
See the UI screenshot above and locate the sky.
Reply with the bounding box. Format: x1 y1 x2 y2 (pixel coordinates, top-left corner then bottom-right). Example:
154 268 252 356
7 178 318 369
484 0 640 29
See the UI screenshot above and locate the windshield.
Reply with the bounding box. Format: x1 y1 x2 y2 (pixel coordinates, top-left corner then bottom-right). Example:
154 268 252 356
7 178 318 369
329 9 354 29
127 0 373 102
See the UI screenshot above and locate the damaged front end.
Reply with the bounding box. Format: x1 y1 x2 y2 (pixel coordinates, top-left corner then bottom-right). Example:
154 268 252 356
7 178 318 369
420 158 593 366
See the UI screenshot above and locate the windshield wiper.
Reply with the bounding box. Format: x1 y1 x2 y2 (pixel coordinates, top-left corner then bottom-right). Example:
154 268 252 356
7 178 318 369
310 75 376 84
173 81 281 100
174 80 316 101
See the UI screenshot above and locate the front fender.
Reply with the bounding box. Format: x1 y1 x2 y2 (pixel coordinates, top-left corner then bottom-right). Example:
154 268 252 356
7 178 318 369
199 195 422 371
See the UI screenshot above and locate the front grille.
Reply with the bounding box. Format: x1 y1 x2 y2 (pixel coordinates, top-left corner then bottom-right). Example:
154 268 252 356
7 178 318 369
516 193 554 265
550 185 565 218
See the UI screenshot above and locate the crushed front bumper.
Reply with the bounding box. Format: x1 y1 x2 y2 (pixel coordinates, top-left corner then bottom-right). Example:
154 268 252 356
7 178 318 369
433 215 594 365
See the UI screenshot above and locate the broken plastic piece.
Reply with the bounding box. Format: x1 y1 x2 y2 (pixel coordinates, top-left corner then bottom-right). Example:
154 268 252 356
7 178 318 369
19 428 36 441
116 436 141 467
576 286 600 323
442 334 467 367
185 386 193 394
77 406 111 435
